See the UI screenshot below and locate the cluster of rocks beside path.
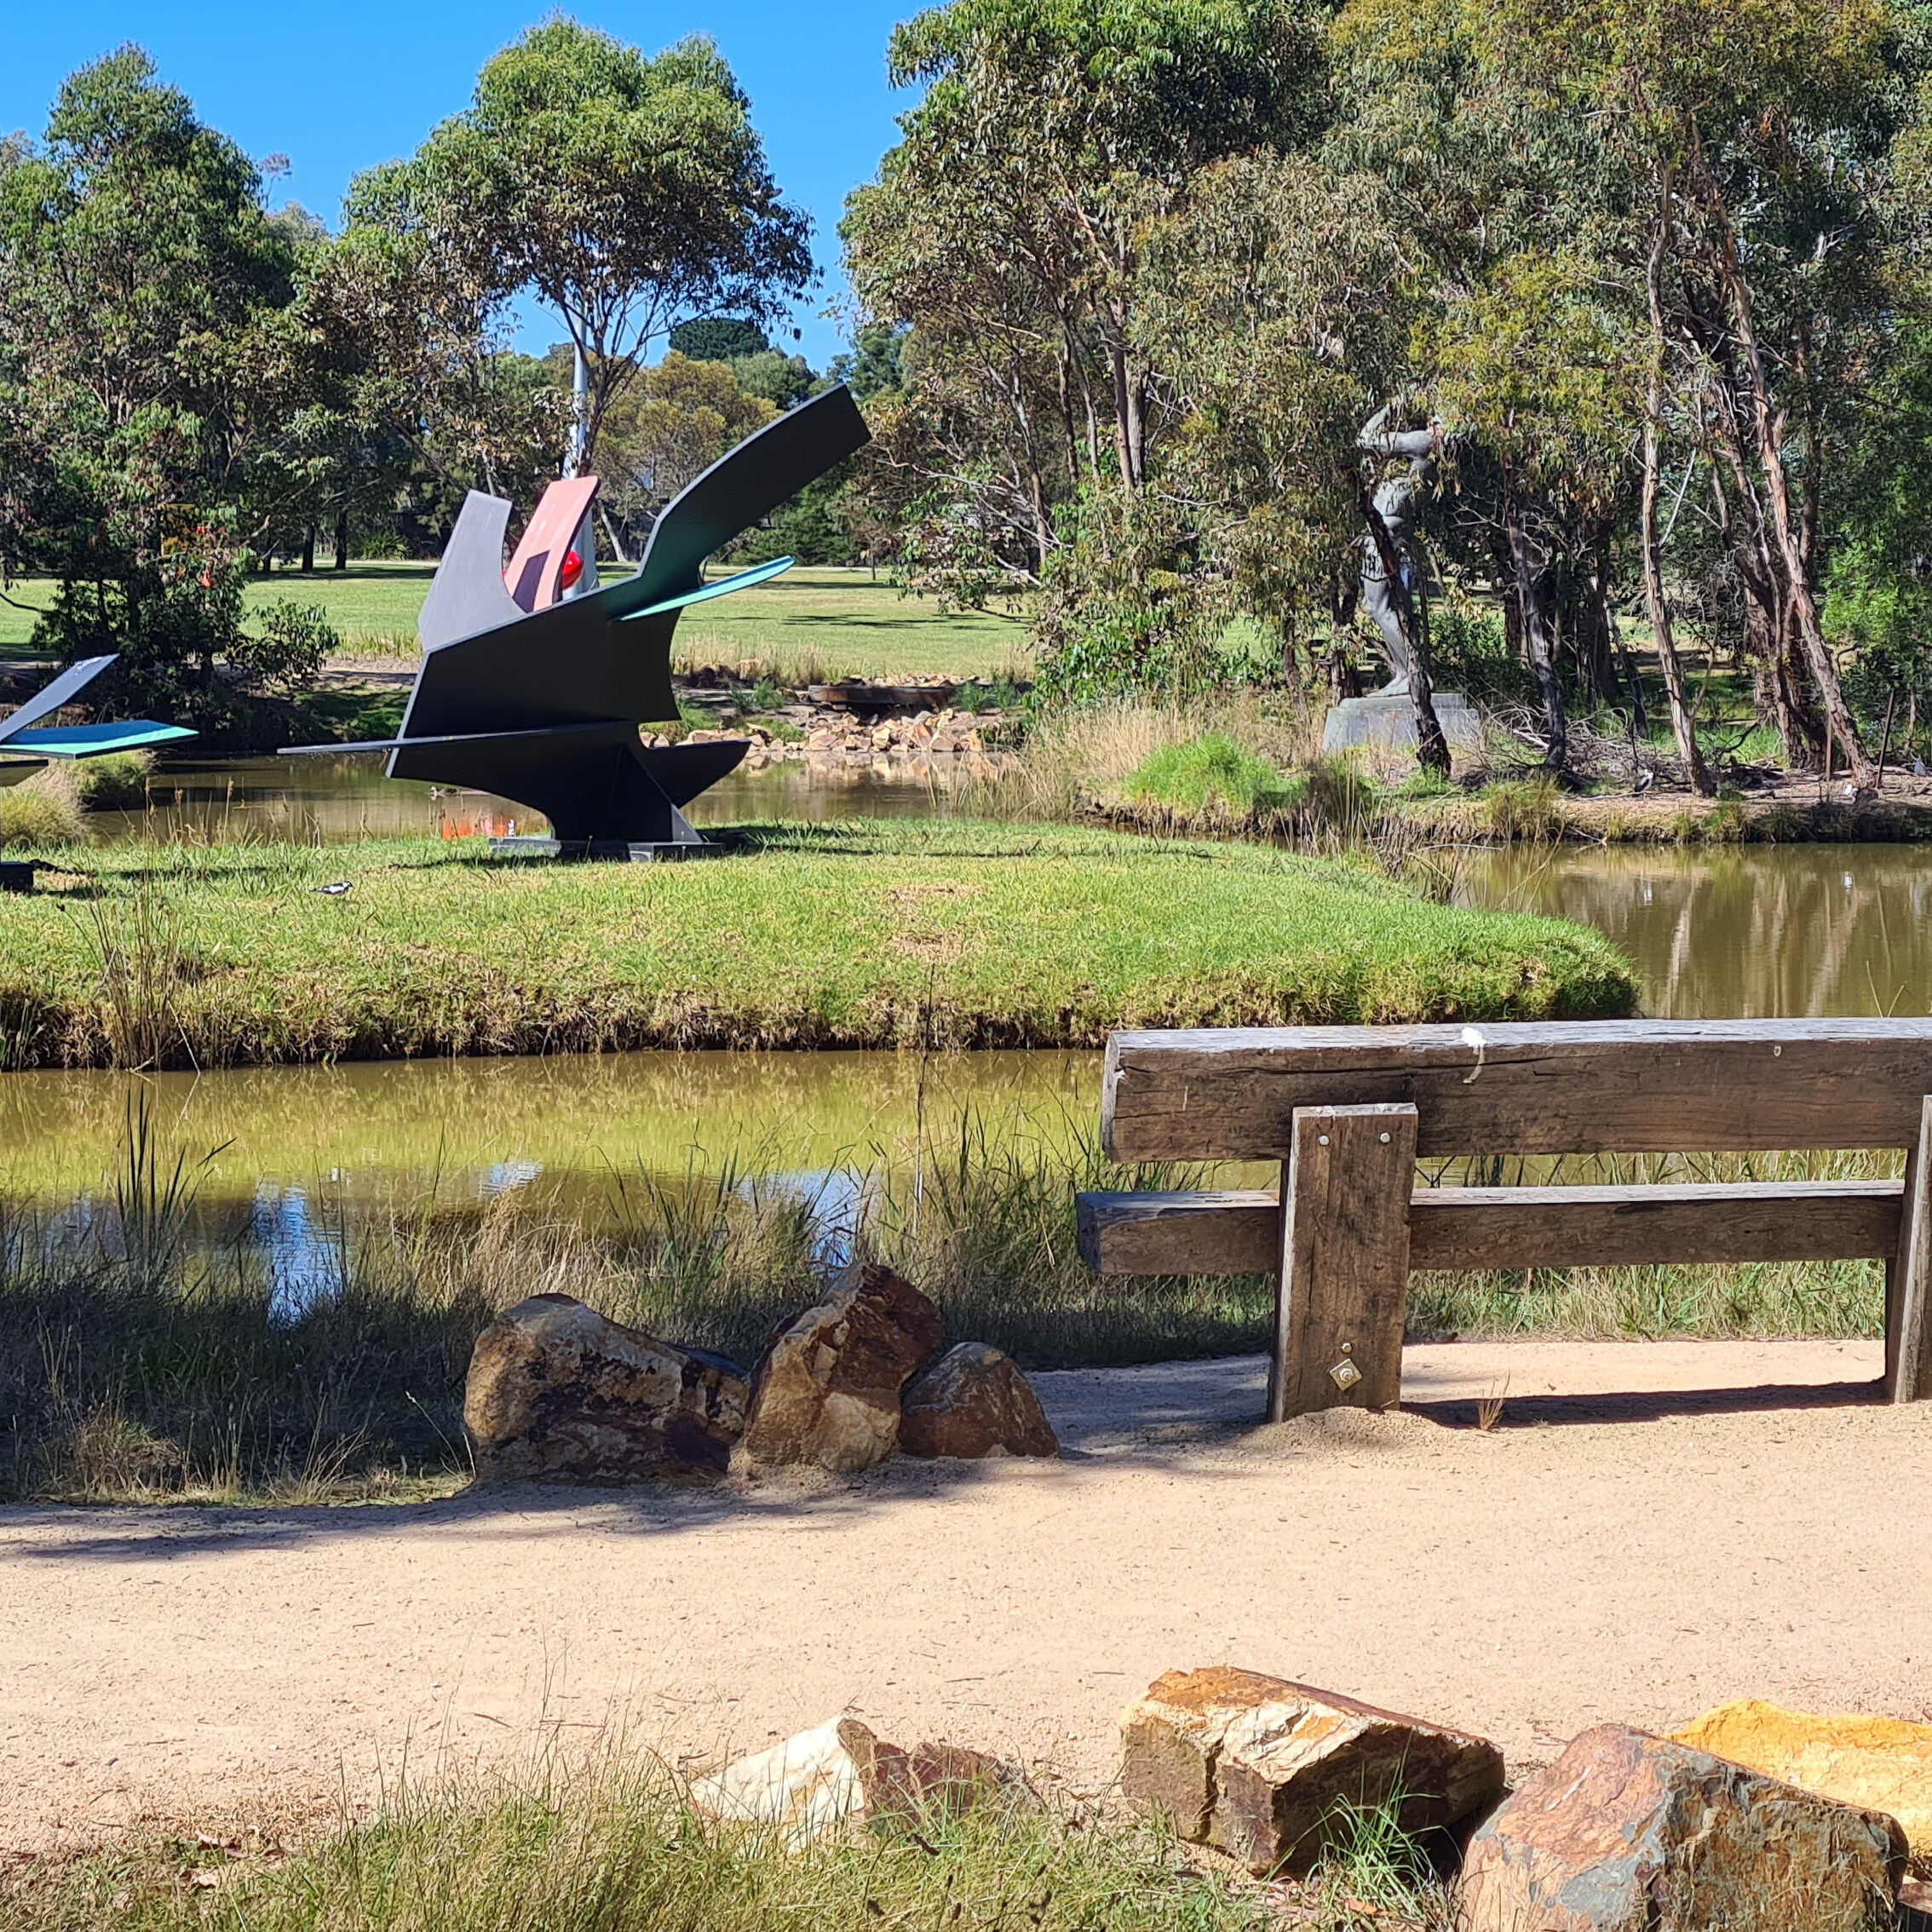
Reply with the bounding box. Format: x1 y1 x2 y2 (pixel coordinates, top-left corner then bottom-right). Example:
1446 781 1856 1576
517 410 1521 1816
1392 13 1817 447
461 1262 1058 1485
677 1670 1928 1932
1116 1667 1921 1929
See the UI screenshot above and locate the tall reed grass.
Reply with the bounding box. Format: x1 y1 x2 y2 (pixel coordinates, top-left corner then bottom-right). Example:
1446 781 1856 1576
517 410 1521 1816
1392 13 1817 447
0 1097 1266 1503
1 1098 1888 1506
1 762 83 847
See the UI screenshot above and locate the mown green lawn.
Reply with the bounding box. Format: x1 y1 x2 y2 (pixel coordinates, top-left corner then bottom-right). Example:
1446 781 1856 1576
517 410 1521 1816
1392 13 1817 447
0 819 1633 1067
0 564 1028 681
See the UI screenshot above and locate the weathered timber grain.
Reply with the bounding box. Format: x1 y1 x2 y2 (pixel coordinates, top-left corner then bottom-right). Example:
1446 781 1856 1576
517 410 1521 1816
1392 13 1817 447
1101 1019 1932 1161
1413 1181 1903 1271
1077 1190 1279 1274
1273 1105 1416 1422
1078 1179 1903 1277
1888 1095 1932 1403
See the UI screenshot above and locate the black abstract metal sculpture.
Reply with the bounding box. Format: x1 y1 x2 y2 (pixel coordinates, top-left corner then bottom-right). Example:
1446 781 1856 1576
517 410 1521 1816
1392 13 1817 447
283 384 871 848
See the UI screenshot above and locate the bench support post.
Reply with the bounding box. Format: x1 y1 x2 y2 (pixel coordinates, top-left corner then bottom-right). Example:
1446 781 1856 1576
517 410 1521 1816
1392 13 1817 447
1270 1102 1418 1423
1887 1094 1932 1402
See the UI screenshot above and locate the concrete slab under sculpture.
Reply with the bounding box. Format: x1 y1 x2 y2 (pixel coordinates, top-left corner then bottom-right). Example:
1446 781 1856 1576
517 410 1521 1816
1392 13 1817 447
0 653 196 891
281 385 871 850
1322 688 1481 756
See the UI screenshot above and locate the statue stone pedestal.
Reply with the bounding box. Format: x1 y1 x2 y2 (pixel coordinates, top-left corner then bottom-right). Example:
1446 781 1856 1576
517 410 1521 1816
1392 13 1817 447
1321 690 1481 758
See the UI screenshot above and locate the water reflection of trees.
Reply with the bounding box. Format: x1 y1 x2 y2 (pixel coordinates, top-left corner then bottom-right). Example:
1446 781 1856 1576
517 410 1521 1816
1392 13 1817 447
1466 847 1932 1018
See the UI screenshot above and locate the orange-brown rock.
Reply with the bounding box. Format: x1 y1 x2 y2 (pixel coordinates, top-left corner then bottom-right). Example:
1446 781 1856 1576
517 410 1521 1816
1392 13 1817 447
1119 1665 1503 1876
899 1343 1059 1459
735 1262 944 1474
1458 1723 1906 1932
463 1293 747 1481
1672 1699 1932 1863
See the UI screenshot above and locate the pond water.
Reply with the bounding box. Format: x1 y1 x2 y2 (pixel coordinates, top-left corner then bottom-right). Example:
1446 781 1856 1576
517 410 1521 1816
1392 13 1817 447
80 753 952 843
2 1048 1107 1248
1453 842 1932 1021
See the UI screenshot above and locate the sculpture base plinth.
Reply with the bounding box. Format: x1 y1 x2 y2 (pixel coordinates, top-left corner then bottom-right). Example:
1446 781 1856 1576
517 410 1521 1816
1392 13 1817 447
488 837 725 865
0 861 37 894
1322 690 1481 757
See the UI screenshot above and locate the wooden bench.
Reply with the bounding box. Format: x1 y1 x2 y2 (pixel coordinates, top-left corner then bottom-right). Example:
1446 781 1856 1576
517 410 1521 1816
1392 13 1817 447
1076 1020 1932 1419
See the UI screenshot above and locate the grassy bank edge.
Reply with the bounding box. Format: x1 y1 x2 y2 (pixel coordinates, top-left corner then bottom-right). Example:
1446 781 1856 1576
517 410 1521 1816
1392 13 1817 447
0 819 1635 1071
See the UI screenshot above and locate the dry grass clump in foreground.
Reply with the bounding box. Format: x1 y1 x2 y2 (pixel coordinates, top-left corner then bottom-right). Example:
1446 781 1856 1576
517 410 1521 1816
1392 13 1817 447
0 1744 1448 1932
0 762 83 847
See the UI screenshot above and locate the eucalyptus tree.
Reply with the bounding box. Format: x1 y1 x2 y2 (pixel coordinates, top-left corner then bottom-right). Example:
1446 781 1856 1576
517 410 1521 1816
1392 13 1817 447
1130 153 1420 693
842 0 1330 604
348 17 813 479
1328 0 1654 776
0 48 340 720
1481 0 1901 788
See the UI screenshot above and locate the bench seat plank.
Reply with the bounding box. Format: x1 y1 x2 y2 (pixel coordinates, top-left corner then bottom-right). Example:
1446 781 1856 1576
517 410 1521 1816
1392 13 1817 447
1078 1180 1905 1277
1101 1019 1932 1160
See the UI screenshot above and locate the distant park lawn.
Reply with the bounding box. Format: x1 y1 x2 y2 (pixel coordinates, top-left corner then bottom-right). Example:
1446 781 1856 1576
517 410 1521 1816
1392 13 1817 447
0 563 1030 681
0 819 1633 1068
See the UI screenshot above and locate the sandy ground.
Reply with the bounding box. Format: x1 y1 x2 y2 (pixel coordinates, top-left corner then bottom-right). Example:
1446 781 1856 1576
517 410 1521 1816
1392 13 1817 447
4 1337 1930 1854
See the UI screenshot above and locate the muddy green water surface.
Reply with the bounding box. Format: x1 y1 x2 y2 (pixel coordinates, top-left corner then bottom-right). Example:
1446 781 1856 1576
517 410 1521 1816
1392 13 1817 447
1454 842 1932 1020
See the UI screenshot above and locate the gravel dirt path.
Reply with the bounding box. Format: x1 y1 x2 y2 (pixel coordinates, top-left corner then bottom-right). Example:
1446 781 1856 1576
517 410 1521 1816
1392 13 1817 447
4 1337 1928 1853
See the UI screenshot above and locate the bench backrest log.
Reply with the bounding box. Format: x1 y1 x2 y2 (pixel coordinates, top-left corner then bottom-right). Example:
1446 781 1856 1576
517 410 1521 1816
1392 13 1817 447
1085 1019 1932 1422
1101 1019 1932 1160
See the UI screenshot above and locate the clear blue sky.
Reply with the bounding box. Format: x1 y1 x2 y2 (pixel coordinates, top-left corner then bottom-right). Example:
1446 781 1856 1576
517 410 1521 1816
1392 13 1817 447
2 1 917 371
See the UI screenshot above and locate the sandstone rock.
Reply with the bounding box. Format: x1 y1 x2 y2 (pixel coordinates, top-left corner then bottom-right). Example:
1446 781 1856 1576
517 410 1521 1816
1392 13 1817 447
1119 1666 1503 1876
735 1262 944 1474
463 1293 746 1482
1458 1723 1906 1932
899 1343 1060 1459
1672 1699 1932 1865
689 1716 1003 1848
690 1717 866 1847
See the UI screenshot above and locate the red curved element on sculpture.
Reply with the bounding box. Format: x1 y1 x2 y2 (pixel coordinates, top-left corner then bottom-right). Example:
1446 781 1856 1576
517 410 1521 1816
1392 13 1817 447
505 476 600 612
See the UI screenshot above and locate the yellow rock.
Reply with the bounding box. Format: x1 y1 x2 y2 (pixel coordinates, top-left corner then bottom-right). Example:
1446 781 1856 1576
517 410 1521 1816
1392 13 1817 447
1673 1699 1932 1861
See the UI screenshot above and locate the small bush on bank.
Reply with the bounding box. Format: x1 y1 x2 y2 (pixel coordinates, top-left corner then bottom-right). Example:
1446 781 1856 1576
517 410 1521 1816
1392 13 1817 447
74 750 153 810
1124 732 1290 816
0 767 83 847
1481 777 1562 842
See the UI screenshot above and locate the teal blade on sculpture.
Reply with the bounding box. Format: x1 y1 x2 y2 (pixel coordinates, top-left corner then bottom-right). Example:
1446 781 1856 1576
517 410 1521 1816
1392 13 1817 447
10 722 198 756
620 556 795 622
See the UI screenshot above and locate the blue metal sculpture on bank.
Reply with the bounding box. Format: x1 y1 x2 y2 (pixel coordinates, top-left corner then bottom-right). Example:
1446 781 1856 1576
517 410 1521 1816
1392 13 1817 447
0 654 197 882
283 383 871 849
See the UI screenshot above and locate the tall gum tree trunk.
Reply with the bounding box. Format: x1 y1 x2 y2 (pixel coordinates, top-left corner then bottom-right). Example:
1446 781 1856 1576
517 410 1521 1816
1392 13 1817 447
1707 187 1875 788
1503 472 1567 769
1642 178 1714 796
